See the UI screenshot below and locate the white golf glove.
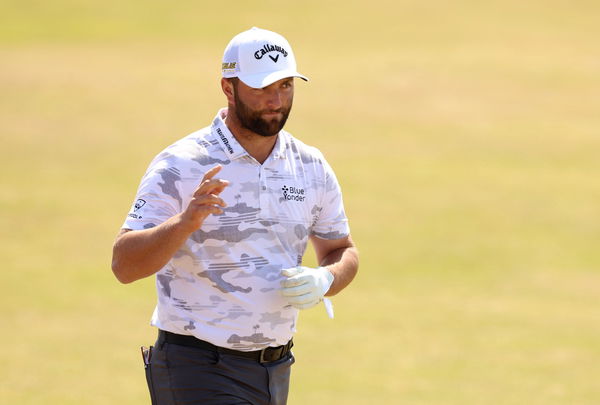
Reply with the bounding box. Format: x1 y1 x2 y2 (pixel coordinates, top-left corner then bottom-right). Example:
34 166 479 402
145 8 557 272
280 266 334 310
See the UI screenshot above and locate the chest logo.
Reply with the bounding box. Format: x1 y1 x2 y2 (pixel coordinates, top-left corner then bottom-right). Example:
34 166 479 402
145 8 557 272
282 186 306 202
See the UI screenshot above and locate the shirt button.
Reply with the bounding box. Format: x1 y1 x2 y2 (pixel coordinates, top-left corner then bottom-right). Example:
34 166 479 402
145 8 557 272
262 185 267 191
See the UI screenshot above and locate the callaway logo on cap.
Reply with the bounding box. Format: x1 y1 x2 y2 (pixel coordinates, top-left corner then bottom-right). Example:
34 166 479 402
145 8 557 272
222 27 309 89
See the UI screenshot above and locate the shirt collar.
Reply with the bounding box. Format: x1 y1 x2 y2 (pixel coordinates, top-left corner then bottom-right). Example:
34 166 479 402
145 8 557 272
271 132 287 160
211 108 247 160
212 108 287 161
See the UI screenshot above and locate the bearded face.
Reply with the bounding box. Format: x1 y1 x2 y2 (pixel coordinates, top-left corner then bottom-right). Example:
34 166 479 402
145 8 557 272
231 78 294 137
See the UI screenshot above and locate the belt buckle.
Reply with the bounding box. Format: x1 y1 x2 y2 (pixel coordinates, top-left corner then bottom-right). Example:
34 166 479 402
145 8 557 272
259 343 289 363
259 347 270 364
259 346 283 363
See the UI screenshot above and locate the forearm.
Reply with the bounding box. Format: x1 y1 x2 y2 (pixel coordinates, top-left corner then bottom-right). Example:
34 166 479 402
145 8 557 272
112 165 229 284
320 245 359 297
111 214 194 284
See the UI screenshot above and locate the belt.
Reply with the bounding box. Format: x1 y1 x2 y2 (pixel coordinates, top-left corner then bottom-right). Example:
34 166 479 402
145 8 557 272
159 330 293 364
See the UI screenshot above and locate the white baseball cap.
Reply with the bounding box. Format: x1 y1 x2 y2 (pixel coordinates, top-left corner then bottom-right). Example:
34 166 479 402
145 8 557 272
222 27 309 89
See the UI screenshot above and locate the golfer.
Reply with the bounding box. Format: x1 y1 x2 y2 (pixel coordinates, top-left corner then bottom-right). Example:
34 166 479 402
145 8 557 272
111 27 359 405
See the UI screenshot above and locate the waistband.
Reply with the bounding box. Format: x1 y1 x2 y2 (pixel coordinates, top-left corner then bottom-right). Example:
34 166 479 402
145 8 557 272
158 330 293 364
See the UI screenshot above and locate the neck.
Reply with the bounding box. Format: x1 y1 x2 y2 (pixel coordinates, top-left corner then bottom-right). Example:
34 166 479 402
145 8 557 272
224 109 278 164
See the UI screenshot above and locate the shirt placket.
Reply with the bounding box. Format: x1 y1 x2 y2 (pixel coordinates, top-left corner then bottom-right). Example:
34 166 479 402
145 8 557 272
258 163 269 217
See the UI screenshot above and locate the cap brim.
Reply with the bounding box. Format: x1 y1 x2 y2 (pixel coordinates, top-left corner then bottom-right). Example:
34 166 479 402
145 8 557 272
238 70 309 89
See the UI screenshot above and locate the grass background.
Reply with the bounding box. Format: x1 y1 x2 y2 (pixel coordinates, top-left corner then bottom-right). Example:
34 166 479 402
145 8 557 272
2 1 600 403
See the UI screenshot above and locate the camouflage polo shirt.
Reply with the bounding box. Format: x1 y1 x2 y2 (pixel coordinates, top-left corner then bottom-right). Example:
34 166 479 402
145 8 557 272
122 108 349 351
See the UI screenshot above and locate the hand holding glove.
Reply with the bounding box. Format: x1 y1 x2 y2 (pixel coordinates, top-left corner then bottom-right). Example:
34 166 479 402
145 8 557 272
280 266 334 310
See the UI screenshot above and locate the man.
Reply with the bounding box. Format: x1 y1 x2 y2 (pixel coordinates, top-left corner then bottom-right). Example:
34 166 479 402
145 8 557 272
112 27 359 405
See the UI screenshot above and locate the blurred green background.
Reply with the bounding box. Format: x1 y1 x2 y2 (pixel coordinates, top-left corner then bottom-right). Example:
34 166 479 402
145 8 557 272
2 1 600 404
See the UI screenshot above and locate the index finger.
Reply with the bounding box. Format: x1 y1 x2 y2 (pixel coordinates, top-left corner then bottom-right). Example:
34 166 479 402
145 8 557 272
280 275 309 288
281 267 301 278
200 165 223 183
194 178 230 197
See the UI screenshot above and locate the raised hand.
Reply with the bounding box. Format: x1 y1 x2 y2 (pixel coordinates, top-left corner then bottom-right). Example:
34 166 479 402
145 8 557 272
180 165 230 232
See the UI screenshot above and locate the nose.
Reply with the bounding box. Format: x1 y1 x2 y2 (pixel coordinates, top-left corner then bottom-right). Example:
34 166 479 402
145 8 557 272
264 87 283 110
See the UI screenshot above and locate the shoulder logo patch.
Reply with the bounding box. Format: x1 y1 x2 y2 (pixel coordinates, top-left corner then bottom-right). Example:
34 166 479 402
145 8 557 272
134 199 146 211
128 198 146 219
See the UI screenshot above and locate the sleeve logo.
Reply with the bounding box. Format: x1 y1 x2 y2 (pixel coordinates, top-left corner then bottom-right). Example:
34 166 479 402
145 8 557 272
128 199 146 219
134 199 146 211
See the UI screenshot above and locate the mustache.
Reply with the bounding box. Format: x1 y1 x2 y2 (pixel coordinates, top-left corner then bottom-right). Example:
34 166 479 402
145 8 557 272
260 108 285 114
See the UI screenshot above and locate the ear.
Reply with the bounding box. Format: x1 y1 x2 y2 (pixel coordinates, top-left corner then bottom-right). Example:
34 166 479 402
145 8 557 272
221 78 235 105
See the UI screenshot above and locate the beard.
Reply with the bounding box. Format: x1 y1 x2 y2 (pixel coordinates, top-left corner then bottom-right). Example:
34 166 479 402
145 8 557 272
233 91 292 137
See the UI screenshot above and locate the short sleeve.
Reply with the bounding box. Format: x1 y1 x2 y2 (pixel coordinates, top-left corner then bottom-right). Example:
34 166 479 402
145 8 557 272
121 152 183 230
311 159 350 240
